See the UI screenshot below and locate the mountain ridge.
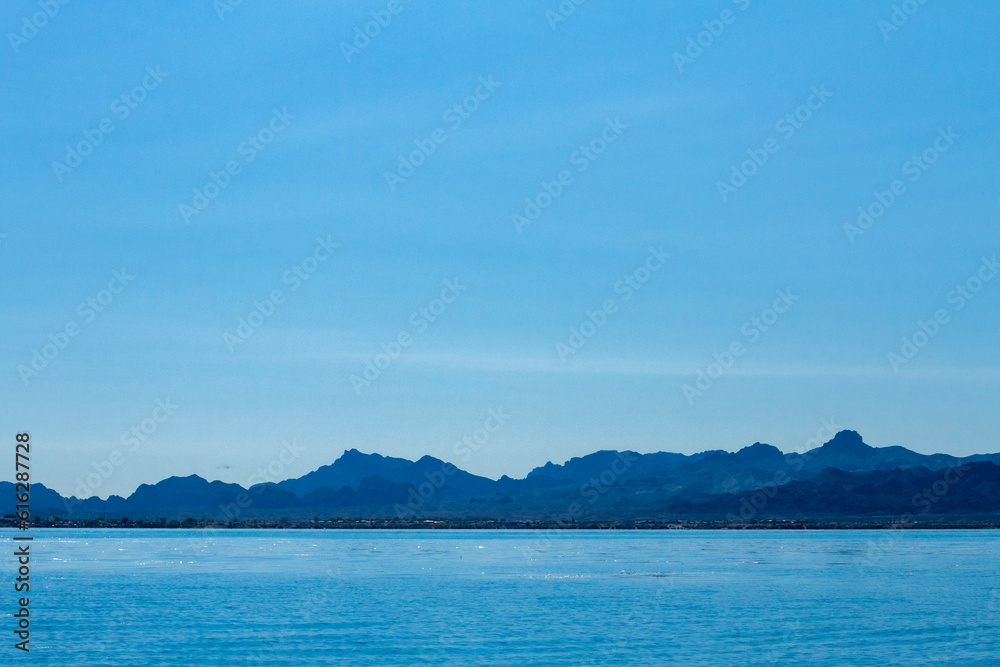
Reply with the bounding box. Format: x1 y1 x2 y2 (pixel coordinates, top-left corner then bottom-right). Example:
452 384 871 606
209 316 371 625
7 431 1000 521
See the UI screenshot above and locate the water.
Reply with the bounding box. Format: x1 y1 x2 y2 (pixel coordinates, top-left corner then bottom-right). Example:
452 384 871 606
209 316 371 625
3 529 999 665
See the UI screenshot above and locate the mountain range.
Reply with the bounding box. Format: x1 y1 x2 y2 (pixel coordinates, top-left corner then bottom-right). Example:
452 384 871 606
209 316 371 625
7 430 1000 522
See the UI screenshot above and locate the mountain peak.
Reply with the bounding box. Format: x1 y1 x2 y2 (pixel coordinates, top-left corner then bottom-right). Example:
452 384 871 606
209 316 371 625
734 442 784 465
156 474 209 486
824 430 871 452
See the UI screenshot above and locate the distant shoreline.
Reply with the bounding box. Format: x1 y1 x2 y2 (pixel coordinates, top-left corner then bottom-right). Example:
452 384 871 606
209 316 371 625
5 518 999 530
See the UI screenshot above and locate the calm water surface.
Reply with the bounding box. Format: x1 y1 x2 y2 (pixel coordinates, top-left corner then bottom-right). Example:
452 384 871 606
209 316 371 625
2 529 999 665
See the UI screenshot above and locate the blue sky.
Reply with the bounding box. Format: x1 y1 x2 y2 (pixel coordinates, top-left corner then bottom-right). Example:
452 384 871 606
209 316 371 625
2 1 998 498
